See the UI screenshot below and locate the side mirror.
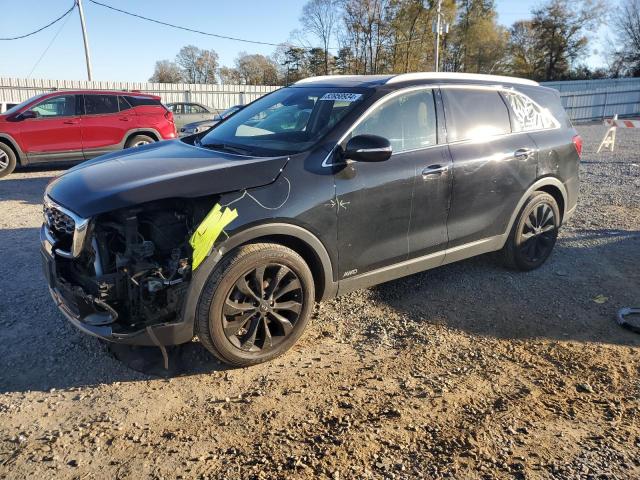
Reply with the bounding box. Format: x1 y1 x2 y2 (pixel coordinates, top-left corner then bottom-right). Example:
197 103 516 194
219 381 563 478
19 110 39 120
343 134 392 162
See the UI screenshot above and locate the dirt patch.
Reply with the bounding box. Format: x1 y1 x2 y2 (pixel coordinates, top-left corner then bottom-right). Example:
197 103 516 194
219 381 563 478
0 126 639 479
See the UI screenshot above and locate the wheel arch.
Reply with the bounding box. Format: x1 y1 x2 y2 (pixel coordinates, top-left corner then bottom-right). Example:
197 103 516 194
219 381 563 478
0 134 24 165
499 176 568 249
179 222 337 340
123 129 160 146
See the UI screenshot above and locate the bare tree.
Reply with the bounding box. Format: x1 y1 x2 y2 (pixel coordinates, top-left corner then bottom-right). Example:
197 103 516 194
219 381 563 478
149 60 182 83
176 45 219 84
234 52 280 85
301 0 338 74
613 0 640 75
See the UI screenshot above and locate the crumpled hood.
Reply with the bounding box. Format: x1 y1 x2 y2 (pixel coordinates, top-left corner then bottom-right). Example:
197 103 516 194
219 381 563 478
46 140 289 218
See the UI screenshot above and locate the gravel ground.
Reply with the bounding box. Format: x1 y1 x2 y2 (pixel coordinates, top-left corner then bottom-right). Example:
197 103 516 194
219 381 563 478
0 125 639 479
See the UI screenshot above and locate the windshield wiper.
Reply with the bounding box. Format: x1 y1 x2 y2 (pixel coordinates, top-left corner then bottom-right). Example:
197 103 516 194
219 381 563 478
200 143 254 156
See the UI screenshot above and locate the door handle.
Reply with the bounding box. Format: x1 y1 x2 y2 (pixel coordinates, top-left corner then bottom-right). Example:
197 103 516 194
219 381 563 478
514 148 535 160
118 117 131 121
63 119 79 125
422 164 448 177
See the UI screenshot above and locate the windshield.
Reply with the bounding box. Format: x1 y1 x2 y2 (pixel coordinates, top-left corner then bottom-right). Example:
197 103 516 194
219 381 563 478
3 94 47 116
200 87 367 156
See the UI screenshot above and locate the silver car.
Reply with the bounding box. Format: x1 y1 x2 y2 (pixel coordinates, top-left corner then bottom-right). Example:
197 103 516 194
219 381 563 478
165 102 216 129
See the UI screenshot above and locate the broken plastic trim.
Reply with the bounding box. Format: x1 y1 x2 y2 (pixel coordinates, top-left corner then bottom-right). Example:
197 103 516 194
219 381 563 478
189 203 238 270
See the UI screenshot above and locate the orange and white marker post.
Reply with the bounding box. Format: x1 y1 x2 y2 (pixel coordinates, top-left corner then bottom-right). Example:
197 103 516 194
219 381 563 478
597 114 640 153
598 114 618 153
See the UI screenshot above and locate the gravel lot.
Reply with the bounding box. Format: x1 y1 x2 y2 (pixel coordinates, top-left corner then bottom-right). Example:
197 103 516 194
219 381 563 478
0 125 639 479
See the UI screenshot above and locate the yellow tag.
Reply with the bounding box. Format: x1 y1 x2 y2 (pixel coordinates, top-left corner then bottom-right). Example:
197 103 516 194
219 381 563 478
189 204 238 270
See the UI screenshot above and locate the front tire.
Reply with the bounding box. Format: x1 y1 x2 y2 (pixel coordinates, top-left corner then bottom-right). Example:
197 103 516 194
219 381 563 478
196 243 315 367
0 143 17 178
502 191 560 271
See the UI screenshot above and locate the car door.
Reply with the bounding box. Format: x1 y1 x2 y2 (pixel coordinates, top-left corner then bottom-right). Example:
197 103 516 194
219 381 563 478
442 86 538 250
18 94 83 161
80 94 128 156
334 88 451 278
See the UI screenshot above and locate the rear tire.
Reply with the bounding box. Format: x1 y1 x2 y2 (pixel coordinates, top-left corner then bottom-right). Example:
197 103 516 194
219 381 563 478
196 243 315 367
124 134 155 149
0 143 17 178
502 191 560 271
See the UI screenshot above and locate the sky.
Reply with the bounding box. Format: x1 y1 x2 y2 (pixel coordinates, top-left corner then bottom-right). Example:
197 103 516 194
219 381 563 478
0 0 607 82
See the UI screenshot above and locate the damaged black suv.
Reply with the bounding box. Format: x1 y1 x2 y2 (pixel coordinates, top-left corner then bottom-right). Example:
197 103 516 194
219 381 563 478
41 73 580 366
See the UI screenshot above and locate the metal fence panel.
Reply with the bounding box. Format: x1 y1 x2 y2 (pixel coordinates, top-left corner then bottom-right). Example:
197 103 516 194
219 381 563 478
0 78 281 110
542 78 640 122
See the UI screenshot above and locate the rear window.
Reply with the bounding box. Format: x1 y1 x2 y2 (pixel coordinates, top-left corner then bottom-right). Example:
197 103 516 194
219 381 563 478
443 88 511 142
85 95 118 115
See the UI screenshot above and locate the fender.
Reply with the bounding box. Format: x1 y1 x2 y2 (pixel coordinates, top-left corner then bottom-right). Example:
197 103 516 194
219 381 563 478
178 222 337 339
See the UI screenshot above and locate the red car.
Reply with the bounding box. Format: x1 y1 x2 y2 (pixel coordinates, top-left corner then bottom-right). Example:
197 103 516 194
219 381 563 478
0 90 177 178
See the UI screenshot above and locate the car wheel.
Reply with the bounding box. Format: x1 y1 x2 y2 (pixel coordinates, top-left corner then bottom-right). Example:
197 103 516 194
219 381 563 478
125 135 155 149
196 243 315 367
0 143 17 178
502 191 560 271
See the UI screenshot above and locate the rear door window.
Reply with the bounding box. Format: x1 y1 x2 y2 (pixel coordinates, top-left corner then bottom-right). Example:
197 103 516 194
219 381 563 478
84 95 119 115
352 89 437 153
442 88 511 142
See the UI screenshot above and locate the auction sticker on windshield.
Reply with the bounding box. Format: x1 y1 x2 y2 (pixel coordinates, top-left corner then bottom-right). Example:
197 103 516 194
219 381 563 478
319 93 363 102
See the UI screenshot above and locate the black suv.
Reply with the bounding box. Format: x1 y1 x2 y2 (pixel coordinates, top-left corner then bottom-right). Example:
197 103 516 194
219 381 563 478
41 73 581 366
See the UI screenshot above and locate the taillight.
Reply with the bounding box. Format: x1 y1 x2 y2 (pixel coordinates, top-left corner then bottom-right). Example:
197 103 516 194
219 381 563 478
164 110 174 123
572 134 583 158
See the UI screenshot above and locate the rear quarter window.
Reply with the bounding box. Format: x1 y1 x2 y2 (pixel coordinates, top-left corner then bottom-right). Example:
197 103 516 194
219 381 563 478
517 86 571 128
442 88 511 142
126 96 162 107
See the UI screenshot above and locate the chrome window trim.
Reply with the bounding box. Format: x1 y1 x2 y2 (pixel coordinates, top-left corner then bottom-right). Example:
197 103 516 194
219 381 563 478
43 196 91 258
321 83 560 168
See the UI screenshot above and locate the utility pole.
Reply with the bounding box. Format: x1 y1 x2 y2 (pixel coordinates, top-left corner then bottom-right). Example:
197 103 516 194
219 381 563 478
76 0 93 81
434 0 442 72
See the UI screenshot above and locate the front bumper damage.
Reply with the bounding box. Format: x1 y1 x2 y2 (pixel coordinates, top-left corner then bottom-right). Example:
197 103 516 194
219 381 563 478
40 223 194 347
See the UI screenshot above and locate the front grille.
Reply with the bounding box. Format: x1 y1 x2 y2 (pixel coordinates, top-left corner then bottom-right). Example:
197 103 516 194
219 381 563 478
42 197 90 258
44 203 75 237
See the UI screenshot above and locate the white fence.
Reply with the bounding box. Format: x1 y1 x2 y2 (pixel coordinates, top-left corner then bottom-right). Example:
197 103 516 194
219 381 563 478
0 78 281 110
542 78 640 122
3 76 640 122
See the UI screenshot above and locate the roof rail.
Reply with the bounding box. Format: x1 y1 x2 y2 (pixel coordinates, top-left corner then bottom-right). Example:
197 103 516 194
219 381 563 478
386 72 539 87
294 75 362 85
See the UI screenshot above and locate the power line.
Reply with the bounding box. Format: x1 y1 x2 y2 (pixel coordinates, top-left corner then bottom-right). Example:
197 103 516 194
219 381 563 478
87 0 306 49
0 3 76 41
28 7 74 78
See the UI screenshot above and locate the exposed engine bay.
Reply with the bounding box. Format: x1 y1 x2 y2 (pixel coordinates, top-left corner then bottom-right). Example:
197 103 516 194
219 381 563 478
52 198 216 334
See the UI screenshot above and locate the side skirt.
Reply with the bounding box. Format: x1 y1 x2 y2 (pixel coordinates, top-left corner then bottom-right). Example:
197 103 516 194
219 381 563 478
337 235 503 295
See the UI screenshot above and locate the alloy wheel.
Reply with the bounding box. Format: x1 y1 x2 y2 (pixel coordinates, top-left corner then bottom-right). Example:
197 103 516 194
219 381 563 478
0 151 8 171
133 140 150 147
222 263 303 352
518 202 557 262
